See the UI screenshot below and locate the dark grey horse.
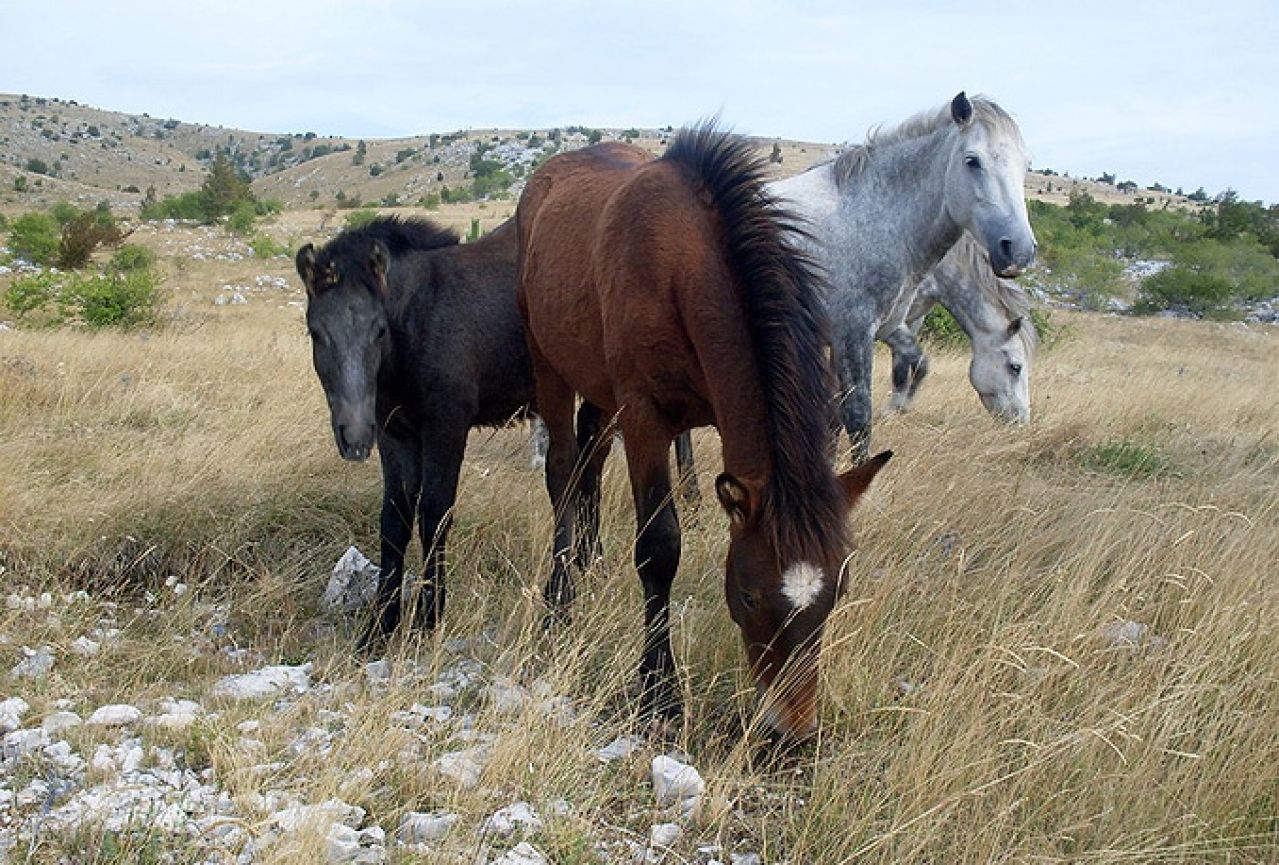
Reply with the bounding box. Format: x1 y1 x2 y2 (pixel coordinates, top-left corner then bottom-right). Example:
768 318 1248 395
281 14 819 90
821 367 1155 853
881 231 1038 423
296 217 534 648
773 92 1037 459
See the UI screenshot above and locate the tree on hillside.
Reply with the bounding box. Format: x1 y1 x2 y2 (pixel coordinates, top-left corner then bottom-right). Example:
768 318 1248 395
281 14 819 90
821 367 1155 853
200 151 254 219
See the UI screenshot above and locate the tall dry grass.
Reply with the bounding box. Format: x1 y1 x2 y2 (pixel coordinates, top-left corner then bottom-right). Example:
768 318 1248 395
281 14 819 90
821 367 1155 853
1 246 1277 862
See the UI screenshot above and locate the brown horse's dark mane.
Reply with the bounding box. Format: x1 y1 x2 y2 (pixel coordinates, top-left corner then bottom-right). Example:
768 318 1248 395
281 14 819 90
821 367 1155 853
662 123 847 561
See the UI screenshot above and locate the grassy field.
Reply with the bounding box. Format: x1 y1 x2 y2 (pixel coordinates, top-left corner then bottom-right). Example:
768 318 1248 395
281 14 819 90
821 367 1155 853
1 211 1277 863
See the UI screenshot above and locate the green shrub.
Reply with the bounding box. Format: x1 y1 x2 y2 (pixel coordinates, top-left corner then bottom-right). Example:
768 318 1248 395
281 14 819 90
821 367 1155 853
8 213 61 265
51 199 80 226
250 234 290 259
918 306 966 350
111 244 156 273
68 269 161 328
3 268 160 329
3 272 61 321
1136 266 1234 317
344 209 379 230
421 192 441 210
225 200 258 235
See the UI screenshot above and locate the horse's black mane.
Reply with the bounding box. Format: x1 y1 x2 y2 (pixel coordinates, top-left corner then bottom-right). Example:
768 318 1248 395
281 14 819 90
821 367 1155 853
663 122 847 562
323 216 460 261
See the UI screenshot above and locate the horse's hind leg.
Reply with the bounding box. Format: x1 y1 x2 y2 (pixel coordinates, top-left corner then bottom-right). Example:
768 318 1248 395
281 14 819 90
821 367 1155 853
573 401 613 569
362 432 421 652
673 431 701 509
532 359 581 623
621 409 683 723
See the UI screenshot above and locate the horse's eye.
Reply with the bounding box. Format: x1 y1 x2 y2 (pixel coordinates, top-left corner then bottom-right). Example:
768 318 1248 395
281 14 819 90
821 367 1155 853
739 591 757 611
1009 363 1023 376
964 155 982 170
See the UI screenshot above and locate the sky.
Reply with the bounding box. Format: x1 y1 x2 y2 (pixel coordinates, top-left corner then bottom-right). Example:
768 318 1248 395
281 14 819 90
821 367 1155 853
2 0 1276 204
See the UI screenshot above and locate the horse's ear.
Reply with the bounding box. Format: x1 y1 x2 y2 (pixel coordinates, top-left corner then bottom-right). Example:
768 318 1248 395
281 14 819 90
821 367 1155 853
716 473 759 527
838 450 893 509
951 92 973 126
368 241 389 293
1007 316 1024 337
296 244 318 295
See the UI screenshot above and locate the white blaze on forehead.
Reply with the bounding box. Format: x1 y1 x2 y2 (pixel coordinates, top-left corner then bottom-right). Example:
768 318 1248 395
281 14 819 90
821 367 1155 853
780 561 825 610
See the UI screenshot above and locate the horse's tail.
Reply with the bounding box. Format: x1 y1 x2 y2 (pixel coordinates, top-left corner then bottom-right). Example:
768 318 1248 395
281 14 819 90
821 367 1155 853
661 122 844 559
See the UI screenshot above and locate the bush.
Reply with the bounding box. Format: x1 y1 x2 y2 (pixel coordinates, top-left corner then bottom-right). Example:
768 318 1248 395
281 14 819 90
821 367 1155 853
25 157 50 175
3 272 60 320
1136 266 1234 317
344 209 379 230
8 213 61 265
225 200 258 236
69 270 161 328
2 268 160 329
250 234 290 259
58 210 126 269
111 244 156 273
918 306 966 350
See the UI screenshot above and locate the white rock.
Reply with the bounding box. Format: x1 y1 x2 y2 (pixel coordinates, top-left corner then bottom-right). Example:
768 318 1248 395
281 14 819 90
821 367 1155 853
596 735 642 762
42 710 82 734
272 798 366 833
0 696 30 732
119 742 144 773
399 811 459 843
433 746 489 788
491 842 549 865
4 727 49 755
364 660 391 683
211 663 312 700
91 743 116 773
71 636 101 656
730 854 762 865
649 822 681 848
324 546 380 611
483 802 542 836
11 646 54 679
327 823 386 864
485 679 529 713
651 755 705 815
1099 619 1147 647
87 704 142 727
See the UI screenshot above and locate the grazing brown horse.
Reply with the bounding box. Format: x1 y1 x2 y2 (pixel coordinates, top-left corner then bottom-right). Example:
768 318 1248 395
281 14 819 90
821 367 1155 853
516 124 892 737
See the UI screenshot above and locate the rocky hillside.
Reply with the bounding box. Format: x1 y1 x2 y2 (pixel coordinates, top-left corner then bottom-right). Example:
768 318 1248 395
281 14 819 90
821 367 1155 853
0 92 1195 217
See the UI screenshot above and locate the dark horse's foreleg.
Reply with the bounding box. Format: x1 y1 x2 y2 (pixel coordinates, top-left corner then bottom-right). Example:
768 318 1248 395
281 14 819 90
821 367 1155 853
622 412 683 722
835 323 876 464
573 401 612 569
411 417 469 631
882 325 930 413
673 431 701 509
361 432 422 651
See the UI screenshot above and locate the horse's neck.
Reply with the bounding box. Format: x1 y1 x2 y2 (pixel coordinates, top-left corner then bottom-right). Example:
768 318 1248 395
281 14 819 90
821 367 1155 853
824 133 964 314
931 255 1002 339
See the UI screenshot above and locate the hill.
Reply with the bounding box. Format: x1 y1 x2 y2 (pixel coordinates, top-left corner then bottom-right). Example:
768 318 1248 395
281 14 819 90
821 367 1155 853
0 92 1198 216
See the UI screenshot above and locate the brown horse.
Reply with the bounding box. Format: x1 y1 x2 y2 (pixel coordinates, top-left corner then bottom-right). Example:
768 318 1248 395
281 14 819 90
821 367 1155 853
516 124 892 738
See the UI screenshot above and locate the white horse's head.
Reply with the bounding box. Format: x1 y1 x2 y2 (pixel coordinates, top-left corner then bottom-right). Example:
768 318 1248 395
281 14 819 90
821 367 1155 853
969 314 1033 424
942 93 1036 278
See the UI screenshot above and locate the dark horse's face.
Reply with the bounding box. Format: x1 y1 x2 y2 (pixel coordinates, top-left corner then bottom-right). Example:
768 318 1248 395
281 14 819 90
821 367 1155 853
295 241 391 462
715 451 892 738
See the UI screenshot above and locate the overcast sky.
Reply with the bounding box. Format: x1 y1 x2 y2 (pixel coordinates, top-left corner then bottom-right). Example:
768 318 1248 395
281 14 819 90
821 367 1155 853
3 1 1275 203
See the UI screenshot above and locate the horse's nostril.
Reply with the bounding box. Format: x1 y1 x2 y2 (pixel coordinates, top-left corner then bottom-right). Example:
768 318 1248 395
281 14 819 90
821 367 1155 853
1000 237 1014 260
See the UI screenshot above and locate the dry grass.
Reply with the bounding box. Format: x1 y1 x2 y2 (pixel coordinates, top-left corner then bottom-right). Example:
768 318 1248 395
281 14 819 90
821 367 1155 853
1 225 1277 863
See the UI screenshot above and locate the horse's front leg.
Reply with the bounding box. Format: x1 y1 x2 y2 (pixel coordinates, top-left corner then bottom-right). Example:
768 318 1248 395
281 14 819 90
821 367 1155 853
361 431 421 652
621 410 682 723
882 325 930 413
673 431 701 509
413 414 469 631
